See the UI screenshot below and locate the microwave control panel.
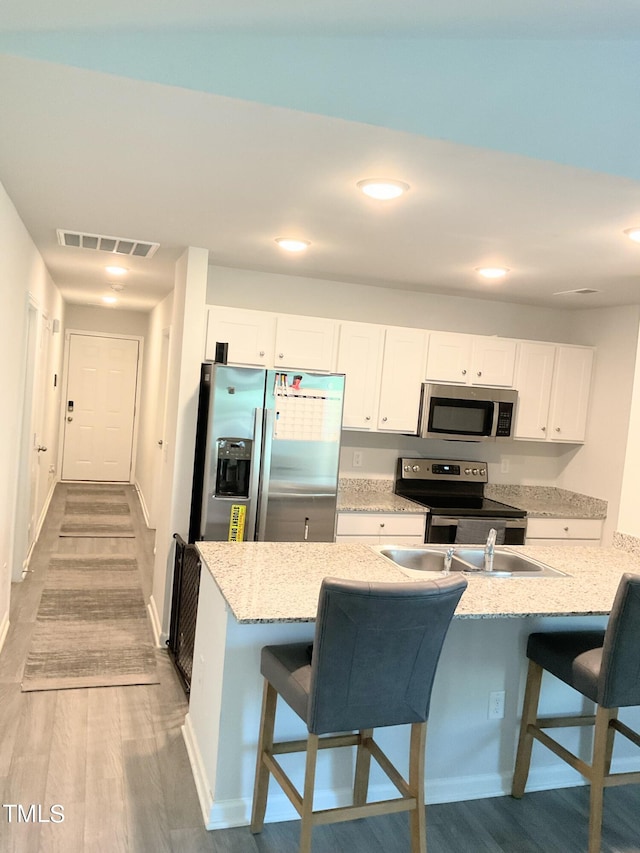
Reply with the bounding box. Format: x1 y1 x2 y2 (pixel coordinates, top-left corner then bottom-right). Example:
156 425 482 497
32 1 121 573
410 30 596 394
495 402 515 437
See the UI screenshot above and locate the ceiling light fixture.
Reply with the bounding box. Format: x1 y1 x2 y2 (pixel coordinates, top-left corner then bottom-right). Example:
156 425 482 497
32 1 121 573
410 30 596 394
623 227 640 243
476 267 510 280
357 179 410 200
275 238 310 253
102 295 117 304
105 265 128 275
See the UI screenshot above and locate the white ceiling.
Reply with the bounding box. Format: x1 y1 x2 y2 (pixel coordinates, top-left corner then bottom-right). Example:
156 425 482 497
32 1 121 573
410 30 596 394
1 45 640 312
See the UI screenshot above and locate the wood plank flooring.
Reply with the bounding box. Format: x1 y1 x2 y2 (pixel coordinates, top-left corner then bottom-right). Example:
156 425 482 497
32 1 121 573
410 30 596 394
1 483 638 852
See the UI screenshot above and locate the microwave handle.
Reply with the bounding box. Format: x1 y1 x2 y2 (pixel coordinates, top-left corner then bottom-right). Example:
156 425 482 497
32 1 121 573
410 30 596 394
490 401 501 437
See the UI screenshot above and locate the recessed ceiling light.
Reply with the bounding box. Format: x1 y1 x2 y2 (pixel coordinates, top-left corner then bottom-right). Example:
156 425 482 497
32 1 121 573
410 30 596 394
623 227 640 243
275 238 310 253
357 179 410 200
105 265 128 275
109 282 125 292
102 295 118 304
476 267 510 280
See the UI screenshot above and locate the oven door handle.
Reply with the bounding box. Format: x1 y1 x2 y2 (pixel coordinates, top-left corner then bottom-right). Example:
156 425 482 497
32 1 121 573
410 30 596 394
430 516 527 528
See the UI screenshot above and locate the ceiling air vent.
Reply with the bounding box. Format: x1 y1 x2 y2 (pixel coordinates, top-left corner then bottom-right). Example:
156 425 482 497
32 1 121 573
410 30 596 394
56 229 159 258
553 288 600 296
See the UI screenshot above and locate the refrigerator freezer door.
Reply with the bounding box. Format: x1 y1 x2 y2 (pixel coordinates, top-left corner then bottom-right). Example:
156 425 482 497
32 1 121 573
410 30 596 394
201 365 265 541
257 370 344 542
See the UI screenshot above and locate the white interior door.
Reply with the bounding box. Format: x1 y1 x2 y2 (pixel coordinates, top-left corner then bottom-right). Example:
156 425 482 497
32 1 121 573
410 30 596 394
61 334 140 482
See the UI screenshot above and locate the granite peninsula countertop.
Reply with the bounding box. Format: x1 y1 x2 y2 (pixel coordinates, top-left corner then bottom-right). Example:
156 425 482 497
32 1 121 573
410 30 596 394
196 540 636 624
337 478 607 520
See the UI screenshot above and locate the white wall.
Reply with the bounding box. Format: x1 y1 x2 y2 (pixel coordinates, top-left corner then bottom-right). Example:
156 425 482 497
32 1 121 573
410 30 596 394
558 305 640 543
135 292 173 527
150 248 208 642
64 303 149 337
207 265 578 342
0 180 64 612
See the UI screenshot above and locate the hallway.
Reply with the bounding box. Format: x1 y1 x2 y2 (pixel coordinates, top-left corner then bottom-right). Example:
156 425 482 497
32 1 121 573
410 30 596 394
1 484 638 852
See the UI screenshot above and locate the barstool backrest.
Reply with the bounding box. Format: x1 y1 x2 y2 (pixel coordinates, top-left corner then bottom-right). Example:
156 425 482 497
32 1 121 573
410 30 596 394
307 576 467 735
600 572 640 707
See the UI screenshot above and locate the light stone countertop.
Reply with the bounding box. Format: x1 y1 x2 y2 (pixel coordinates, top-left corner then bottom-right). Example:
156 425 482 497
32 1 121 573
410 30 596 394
337 478 607 520
196 540 639 624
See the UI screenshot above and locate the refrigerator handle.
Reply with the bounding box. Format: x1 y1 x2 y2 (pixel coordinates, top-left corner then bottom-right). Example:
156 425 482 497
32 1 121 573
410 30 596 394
246 407 264 540
255 407 275 541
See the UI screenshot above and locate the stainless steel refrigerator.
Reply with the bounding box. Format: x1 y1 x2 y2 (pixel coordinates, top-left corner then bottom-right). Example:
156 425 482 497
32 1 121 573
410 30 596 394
189 363 345 543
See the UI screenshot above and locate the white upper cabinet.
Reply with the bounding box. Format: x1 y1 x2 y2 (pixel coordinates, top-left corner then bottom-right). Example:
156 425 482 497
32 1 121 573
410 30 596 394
425 332 516 387
205 306 275 366
377 326 428 433
548 345 594 442
274 315 337 372
336 322 384 430
514 342 594 443
513 342 556 440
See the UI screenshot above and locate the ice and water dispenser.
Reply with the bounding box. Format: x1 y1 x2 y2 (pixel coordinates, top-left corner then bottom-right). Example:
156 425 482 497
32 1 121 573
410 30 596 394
214 438 253 498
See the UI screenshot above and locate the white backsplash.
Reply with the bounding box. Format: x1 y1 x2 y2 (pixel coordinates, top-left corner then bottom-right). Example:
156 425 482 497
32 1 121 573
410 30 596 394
338 429 575 487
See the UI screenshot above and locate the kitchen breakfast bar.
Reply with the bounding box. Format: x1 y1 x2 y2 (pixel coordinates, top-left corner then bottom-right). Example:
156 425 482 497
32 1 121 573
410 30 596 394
183 541 640 830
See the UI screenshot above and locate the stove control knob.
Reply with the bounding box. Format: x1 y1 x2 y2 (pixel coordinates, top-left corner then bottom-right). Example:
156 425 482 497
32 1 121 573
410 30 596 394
404 465 411 472
412 465 420 472
472 468 479 475
465 468 472 475
480 468 486 475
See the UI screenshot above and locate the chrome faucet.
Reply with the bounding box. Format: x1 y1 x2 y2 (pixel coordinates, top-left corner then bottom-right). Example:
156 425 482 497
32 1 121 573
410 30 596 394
484 528 497 572
443 547 454 575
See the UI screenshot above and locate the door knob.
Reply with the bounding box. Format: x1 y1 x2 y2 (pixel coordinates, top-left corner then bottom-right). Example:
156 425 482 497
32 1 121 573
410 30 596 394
37 445 47 452
67 416 73 422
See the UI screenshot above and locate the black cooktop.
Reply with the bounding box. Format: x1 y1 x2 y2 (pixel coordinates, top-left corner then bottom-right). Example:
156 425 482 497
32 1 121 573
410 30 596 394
394 456 526 519
404 494 526 519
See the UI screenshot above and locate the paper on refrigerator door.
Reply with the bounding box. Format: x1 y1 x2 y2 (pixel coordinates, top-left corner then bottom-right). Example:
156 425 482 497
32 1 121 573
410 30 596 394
273 388 342 441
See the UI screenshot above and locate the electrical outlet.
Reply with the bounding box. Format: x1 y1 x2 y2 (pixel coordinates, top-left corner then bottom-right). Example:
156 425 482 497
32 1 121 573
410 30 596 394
352 451 363 468
488 690 505 719
501 458 510 474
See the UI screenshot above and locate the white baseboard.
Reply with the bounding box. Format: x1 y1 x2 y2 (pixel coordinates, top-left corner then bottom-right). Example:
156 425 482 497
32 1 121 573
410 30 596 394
192 759 640 832
147 595 164 648
134 481 151 528
0 610 10 656
183 714 214 828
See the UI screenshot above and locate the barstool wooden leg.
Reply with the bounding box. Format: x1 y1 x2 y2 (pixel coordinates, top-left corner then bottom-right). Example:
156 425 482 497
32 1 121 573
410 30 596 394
353 728 374 806
588 706 616 853
251 680 278 834
512 660 543 798
299 733 319 853
408 722 427 853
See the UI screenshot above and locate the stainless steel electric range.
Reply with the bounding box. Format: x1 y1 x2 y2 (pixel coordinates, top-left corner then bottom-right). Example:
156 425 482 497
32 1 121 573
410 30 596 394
394 457 527 544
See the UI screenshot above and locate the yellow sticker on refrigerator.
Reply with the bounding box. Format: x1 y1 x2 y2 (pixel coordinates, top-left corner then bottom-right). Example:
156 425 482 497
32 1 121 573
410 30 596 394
228 504 246 541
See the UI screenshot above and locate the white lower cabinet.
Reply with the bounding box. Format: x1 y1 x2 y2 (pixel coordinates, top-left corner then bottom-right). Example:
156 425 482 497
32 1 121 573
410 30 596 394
525 517 603 546
335 512 426 545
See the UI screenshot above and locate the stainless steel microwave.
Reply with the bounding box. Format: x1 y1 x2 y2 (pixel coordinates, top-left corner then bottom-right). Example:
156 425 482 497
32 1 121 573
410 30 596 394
417 383 518 441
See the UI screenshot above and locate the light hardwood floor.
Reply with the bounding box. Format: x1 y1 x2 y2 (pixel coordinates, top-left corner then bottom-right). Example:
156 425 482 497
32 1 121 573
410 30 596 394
1 484 638 852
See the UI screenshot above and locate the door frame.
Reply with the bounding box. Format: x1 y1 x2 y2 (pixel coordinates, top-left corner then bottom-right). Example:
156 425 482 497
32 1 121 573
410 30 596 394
14 293 49 580
57 329 144 484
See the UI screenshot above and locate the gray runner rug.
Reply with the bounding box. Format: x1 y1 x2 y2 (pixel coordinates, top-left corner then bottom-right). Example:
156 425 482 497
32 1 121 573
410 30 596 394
22 555 159 692
60 484 134 537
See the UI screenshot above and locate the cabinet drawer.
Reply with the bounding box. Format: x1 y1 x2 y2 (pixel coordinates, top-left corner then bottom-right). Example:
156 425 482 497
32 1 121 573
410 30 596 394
526 517 603 541
336 513 426 537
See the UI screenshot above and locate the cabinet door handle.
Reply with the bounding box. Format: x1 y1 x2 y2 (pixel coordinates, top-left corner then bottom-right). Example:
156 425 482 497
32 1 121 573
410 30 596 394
382 416 388 422
461 369 467 375
379 523 385 529
555 427 561 432
477 371 482 377
541 426 546 432
564 526 569 532
365 416 371 421
259 350 265 356
278 353 284 359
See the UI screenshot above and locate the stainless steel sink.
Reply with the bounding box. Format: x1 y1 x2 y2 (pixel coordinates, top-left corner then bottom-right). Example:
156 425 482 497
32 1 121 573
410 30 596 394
373 545 568 578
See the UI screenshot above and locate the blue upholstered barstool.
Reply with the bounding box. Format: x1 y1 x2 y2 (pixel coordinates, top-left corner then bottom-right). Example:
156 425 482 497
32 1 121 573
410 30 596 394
512 572 640 853
250 575 467 853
